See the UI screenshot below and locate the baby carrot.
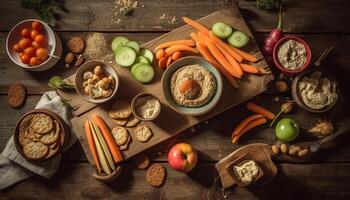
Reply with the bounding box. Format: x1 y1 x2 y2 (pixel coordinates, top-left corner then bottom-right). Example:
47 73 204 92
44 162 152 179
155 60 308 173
240 63 260 74
246 102 276 120
216 43 243 78
171 51 183 61
209 31 243 62
155 39 195 51
231 117 267 144
231 114 265 139
156 49 165 60
165 45 198 55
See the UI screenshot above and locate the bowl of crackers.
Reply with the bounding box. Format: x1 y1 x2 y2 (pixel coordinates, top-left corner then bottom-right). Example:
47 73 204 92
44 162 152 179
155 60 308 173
14 109 67 162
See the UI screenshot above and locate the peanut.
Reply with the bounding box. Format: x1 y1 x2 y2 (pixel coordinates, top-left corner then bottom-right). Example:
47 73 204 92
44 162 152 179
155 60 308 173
298 149 309 157
280 143 288 154
272 144 280 154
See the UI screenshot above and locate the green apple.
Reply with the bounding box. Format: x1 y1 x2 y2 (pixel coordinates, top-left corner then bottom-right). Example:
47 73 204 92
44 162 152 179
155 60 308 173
275 118 300 142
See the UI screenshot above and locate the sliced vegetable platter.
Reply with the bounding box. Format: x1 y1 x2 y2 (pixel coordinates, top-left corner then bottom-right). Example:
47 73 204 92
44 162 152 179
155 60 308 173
58 7 274 164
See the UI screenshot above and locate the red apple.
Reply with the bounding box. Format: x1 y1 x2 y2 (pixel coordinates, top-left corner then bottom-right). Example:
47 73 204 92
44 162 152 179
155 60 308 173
168 143 197 173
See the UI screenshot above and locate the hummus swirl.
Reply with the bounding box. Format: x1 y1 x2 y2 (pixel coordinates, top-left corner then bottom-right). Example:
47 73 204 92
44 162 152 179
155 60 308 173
298 72 338 110
170 64 216 108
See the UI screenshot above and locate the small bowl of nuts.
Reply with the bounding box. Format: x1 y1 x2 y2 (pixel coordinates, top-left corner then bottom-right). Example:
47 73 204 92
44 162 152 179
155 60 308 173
75 60 119 104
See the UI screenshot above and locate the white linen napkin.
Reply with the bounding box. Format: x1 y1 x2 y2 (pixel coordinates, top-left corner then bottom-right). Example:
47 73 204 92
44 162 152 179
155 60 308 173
0 91 76 190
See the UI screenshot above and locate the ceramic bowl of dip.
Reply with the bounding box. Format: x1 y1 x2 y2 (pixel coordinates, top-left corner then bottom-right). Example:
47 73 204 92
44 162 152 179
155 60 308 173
131 92 161 121
273 36 312 76
291 70 339 113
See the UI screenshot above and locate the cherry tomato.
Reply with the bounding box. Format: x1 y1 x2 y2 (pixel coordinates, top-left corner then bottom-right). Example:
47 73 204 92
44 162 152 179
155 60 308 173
34 34 46 45
30 30 39 40
36 48 48 61
12 44 22 52
21 28 31 38
18 38 32 50
20 54 30 64
32 21 42 31
23 47 35 57
29 57 41 66
31 41 42 49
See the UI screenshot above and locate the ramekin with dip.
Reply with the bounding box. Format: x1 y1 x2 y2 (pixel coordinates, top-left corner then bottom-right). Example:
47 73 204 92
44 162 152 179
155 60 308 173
131 93 161 121
273 36 311 75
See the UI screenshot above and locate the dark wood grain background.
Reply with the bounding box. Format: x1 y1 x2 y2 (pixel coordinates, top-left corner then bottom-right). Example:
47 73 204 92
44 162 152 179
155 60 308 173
1 0 350 199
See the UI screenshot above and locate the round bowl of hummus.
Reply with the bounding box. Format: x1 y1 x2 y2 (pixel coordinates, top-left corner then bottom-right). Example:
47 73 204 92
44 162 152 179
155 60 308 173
161 56 223 116
292 71 339 113
273 36 312 75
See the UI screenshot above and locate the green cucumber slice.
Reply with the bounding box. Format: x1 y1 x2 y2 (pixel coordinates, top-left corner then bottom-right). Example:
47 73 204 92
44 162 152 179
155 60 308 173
115 46 136 67
228 31 250 48
212 22 233 39
135 56 150 64
125 41 140 54
131 63 145 75
132 64 155 83
139 49 154 63
111 36 129 52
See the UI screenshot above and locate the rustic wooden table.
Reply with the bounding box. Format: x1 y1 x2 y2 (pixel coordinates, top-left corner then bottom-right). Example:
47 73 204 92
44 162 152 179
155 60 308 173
1 0 350 199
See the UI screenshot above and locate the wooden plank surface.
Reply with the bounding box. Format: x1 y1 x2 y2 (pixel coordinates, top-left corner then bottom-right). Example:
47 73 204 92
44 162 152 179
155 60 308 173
0 0 349 33
2 163 350 200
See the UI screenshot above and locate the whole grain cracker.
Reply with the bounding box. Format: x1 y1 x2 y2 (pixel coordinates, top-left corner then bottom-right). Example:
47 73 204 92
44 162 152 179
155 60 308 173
112 126 129 146
40 121 60 145
119 136 131 151
146 164 166 187
125 115 140 127
31 114 54 134
135 125 153 142
109 100 132 119
7 83 27 108
23 141 49 160
67 36 85 54
132 153 150 169
19 130 31 146
111 118 128 126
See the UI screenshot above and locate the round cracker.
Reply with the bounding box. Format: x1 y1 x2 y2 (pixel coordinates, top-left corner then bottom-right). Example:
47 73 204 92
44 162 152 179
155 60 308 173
146 164 166 187
40 121 60 145
109 100 132 119
7 83 27 108
119 136 131 151
111 118 128 126
45 143 60 159
23 141 49 160
31 114 54 134
126 116 140 127
135 125 153 142
132 154 150 170
19 130 31 146
19 114 34 130
112 126 129 146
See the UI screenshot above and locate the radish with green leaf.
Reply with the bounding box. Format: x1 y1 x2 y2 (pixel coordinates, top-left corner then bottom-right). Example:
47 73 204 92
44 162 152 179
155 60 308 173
263 5 283 57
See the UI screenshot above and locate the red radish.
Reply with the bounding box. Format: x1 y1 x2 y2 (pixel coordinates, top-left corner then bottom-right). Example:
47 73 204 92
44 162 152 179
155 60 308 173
263 6 283 57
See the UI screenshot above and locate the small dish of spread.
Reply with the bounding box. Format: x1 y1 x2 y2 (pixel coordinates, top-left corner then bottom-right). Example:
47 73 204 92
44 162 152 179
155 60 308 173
230 160 263 186
131 93 161 121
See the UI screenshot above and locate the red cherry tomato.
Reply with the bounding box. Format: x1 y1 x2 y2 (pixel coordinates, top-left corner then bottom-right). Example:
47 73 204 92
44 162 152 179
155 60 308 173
20 54 30 64
29 57 41 66
31 41 42 49
32 21 42 31
18 38 32 50
36 48 48 61
21 28 31 38
13 44 22 52
34 34 46 45
30 30 39 40
23 47 35 57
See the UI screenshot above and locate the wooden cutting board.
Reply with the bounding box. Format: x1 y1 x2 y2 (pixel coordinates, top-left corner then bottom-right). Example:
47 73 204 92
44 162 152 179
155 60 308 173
58 7 273 165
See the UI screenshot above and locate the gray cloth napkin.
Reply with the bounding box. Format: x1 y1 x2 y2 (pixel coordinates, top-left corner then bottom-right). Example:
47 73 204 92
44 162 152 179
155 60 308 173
0 91 76 190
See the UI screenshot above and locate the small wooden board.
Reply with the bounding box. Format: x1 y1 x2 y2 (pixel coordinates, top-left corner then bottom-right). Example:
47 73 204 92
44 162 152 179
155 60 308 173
58 7 273 165
215 143 277 188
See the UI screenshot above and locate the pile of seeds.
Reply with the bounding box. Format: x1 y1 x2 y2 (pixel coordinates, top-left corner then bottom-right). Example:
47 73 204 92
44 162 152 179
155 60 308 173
84 33 113 62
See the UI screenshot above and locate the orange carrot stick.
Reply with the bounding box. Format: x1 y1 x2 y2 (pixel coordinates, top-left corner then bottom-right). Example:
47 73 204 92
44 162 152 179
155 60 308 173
166 56 173 67
158 57 167 69
171 51 183 61
85 120 102 173
246 102 276 120
215 43 243 78
91 114 123 163
206 39 241 78
240 63 260 74
232 47 259 63
231 117 267 144
183 17 210 35
164 45 198 55
196 42 239 88
190 32 200 43
156 49 165 60
155 39 195 51
209 31 243 62
231 114 265 139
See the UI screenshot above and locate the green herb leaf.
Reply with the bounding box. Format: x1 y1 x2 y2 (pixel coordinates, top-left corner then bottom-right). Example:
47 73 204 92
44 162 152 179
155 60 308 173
48 76 75 90
21 0 64 24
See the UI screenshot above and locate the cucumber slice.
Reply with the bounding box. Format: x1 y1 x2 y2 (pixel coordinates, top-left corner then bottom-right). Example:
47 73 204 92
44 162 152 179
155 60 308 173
132 64 155 83
228 31 250 48
131 63 145 75
111 36 129 52
135 56 150 64
139 49 154 63
115 46 136 67
212 22 233 39
125 41 140 54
